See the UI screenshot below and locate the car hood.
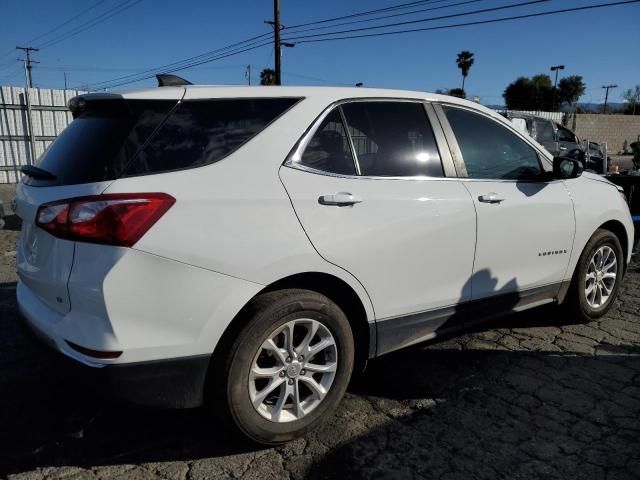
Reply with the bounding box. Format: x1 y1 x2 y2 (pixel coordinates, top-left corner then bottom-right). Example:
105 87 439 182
581 171 624 192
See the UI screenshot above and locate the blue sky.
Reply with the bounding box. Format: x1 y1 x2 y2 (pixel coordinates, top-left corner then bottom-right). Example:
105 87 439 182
0 0 638 105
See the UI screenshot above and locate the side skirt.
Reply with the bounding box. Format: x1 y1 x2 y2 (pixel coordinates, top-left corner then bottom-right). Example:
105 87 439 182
374 283 562 357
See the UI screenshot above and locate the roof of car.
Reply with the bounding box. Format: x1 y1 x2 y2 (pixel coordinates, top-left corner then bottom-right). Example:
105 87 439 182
79 85 507 123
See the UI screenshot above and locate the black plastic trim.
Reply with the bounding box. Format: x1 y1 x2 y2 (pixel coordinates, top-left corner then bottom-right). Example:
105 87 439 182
104 355 211 408
375 283 562 357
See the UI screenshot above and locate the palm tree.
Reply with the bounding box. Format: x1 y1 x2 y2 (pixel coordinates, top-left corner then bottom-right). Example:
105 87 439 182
456 51 475 91
260 68 276 86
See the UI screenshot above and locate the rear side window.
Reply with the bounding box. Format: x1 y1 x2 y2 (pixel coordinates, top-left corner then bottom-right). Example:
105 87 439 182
341 102 443 177
125 98 300 176
27 100 176 186
298 109 356 175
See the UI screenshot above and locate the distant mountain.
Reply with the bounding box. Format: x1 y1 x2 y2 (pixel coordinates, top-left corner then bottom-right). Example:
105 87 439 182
483 102 627 113
576 102 625 112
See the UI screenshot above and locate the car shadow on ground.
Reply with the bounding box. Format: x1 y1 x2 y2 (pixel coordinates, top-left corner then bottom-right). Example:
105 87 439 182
1 214 21 232
1 284 638 478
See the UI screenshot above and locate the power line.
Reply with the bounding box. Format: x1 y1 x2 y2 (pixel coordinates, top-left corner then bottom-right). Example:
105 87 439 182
38 0 144 50
284 0 452 29
27 0 107 45
92 40 274 90
281 0 487 36
0 0 110 63
81 32 273 89
72 0 479 90
283 0 640 44
283 0 552 42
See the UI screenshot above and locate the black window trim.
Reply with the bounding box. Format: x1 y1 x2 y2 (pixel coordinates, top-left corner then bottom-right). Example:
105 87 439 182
433 102 555 183
285 97 457 181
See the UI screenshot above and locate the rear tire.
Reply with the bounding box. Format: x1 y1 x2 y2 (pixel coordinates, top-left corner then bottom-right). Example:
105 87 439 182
211 289 354 445
565 229 623 322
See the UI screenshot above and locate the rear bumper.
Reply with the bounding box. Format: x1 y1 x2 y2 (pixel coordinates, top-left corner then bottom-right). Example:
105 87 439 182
20 308 210 408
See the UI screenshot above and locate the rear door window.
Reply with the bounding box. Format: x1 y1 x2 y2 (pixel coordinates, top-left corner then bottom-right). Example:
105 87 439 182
298 109 356 175
341 102 443 177
124 98 300 176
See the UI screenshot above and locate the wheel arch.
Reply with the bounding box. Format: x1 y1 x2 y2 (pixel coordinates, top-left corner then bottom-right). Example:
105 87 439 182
210 272 375 383
598 219 629 270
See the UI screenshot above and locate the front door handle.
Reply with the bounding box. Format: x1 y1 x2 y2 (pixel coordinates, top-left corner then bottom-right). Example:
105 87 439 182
319 192 363 206
478 192 505 204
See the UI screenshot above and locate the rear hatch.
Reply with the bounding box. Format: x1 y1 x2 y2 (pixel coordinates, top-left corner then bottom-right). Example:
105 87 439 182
15 94 181 313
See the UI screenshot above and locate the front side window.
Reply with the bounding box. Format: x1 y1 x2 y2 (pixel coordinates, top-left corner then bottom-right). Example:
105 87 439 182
443 106 543 180
557 124 577 143
298 109 356 175
341 102 443 177
533 119 555 143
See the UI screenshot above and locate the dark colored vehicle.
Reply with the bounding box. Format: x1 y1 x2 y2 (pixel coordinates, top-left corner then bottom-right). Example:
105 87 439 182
505 113 580 157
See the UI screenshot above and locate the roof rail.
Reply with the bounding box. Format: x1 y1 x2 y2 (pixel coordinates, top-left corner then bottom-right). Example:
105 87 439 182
156 74 192 87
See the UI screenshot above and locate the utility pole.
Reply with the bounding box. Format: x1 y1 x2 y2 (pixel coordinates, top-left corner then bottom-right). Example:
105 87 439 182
550 64 564 111
64 72 68 90
602 84 617 114
264 0 282 85
16 46 39 88
246 64 251 85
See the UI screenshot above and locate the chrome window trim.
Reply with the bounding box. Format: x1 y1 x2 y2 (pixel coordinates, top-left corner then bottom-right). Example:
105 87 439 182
434 102 554 181
284 97 450 180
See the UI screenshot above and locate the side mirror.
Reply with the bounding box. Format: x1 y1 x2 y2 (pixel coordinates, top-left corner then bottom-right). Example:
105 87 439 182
553 157 583 179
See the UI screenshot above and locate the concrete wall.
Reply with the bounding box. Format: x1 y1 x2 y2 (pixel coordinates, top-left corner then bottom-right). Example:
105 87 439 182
567 114 640 154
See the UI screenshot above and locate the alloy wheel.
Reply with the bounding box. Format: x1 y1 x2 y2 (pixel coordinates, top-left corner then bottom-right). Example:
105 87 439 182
248 318 338 423
585 245 617 308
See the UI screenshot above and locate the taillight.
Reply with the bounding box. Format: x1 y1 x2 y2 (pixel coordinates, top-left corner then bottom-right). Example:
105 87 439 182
36 193 175 247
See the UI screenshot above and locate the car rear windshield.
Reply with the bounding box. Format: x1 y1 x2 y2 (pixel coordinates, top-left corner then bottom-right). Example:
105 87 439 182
26 97 301 186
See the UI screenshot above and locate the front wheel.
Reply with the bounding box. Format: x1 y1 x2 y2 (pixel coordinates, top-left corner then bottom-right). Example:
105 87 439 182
566 229 624 322
212 289 354 445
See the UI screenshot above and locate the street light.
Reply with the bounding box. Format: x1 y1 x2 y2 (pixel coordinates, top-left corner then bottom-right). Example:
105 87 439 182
602 85 618 114
550 65 565 111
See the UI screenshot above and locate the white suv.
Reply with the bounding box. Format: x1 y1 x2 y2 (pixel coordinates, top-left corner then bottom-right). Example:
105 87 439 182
15 86 633 444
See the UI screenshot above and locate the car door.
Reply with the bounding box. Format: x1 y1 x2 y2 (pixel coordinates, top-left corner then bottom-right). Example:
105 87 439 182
533 118 559 156
556 123 580 156
279 100 476 323
435 104 575 301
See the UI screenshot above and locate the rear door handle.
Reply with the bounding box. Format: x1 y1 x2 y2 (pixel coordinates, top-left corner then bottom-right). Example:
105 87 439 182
319 192 363 206
478 192 505 204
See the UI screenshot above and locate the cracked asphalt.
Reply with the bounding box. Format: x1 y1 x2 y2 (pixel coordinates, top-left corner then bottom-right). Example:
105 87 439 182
1 223 639 480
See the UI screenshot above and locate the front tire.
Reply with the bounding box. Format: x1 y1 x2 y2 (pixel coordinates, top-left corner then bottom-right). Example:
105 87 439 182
566 229 624 322
212 289 354 445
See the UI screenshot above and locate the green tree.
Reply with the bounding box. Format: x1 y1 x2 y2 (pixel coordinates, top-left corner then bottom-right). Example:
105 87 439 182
447 88 466 99
623 85 640 115
456 51 474 90
530 74 554 110
503 77 536 110
557 75 586 108
260 68 276 85
503 74 555 110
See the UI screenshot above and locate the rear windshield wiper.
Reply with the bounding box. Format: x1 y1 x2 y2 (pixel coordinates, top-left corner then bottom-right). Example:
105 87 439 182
21 165 57 180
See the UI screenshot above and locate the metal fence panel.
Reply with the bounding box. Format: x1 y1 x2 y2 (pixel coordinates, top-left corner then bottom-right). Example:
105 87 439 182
494 109 565 124
0 85 85 183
